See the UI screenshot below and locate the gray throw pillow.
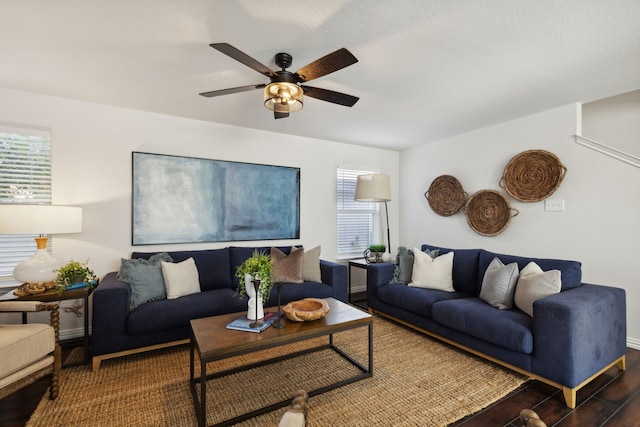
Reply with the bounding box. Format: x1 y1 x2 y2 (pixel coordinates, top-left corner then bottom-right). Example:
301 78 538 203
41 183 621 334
391 247 439 284
479 257 519 310
119 252 173 311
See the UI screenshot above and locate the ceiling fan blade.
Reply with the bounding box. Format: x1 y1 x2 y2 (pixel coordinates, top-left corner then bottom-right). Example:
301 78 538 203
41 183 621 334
274 111 289 119
295 48 358 82
199 84 266 98
301 86 359 107
210 43 276 78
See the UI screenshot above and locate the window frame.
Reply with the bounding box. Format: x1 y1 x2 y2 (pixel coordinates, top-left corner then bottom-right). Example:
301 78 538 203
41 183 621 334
336 168 382 260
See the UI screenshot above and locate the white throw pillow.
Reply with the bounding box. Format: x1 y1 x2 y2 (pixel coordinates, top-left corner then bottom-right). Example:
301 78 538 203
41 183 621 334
300 245 321 282
161 258 201 299
409 249 454 292
514 261 561 317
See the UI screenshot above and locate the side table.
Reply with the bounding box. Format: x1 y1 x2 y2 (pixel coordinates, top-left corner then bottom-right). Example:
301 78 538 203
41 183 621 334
14 286 92 368
348 259 368 306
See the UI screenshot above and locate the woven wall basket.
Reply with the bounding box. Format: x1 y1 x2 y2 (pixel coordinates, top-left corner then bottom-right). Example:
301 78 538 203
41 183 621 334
465 190 519 236
424 175 467 216
499 149 567 202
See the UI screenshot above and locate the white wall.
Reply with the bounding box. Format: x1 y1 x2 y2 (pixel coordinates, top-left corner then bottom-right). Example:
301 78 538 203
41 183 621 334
582 89 640 158
399 103 640 348
0 88 399 335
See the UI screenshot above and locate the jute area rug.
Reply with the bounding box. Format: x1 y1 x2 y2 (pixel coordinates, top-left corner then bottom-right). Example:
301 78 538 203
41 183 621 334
28 317 528 427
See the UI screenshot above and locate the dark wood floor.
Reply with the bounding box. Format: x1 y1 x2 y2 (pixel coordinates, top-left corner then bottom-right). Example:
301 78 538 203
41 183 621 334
2 317 639 427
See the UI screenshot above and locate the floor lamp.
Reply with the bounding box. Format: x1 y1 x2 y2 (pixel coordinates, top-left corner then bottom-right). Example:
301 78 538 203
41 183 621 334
0 205 82 284
354 174 392 261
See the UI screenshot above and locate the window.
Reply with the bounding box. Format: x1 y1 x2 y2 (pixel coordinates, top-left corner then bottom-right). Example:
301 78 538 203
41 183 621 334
0 126 52 287
336 168 381 259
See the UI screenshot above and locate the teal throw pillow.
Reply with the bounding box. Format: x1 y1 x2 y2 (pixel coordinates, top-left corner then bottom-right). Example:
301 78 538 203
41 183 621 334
119 252 173 311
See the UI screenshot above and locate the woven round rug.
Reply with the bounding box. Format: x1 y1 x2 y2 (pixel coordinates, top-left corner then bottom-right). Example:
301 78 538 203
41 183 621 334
499 150 567 202
425 175 467 216
465 190 518 236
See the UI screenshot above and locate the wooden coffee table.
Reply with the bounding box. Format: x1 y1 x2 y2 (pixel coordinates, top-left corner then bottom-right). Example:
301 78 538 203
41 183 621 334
189 297 372 427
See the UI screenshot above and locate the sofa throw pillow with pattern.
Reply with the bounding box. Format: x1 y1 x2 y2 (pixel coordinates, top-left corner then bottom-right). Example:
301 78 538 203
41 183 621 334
392 247 439 284
514 261 561 317
479 257 519 309
271 247 304 283
409 249 454 292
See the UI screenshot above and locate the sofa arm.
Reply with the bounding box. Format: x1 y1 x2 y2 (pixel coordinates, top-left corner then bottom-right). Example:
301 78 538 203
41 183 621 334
366 263 395 302
532 284 626 388
91 272 132 356
320 260 348 303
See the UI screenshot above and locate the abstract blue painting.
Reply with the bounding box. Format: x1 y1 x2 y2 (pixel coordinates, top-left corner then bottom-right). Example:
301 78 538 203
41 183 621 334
132 152 300 245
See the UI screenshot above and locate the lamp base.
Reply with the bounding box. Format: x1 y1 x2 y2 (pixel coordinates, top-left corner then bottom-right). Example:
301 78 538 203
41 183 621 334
13 248 64 284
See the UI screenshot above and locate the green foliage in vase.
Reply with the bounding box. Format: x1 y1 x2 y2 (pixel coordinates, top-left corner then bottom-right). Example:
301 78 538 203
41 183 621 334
234 250 274 303
54 259 97 293
369 244 387 253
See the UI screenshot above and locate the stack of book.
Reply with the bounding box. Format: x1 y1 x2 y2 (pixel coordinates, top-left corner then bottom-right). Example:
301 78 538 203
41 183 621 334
226 311 281 333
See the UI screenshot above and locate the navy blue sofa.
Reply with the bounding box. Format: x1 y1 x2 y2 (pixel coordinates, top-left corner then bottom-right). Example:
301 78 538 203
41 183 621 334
367 243 626 408
91 246 347 370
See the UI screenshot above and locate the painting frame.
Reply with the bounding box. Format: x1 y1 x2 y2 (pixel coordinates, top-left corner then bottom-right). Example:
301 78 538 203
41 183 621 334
132 152 300 245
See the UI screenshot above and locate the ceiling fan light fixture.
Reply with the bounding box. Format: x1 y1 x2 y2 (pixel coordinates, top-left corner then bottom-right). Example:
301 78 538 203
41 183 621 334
264 82 303 112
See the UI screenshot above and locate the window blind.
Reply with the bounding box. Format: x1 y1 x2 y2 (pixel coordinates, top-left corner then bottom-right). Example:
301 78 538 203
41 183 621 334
336 168 381 259
0 128 52 286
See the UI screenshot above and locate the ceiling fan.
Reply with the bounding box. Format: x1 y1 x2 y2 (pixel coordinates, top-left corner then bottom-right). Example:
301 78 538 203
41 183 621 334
199 43 359 119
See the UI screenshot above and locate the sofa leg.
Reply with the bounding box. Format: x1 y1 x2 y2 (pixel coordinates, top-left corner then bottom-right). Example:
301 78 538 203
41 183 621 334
617 355 626 371
92 356 102 372
562 386 576 409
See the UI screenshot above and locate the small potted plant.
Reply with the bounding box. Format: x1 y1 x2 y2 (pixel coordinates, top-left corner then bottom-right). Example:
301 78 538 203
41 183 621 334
54 259 97 293
364 244 386 263
235 250 274 319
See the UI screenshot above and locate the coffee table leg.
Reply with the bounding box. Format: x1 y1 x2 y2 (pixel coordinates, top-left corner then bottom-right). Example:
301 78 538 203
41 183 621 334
368 322 373 375
199 358 206 427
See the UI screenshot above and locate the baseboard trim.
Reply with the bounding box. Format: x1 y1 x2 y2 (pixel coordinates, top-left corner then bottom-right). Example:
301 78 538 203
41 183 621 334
627 337 640 350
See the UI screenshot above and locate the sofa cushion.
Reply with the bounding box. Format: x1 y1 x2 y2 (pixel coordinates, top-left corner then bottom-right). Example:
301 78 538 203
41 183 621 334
127 288 246 335
0 323 54 378
421 244 481 295
514 262 562 317
478 250 581 291
479 257 519 310
376 283 469 318
431 298 534 354
133 248 232 292
272 247 304 283
409 250 454 291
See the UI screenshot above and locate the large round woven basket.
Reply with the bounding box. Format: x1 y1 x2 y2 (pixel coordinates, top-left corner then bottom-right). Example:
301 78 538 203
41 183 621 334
465 190 519 236
424 175 467 216
499 150 567 202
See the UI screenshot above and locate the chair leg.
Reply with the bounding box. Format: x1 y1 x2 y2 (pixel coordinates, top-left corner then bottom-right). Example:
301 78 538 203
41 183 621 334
49 345 61 400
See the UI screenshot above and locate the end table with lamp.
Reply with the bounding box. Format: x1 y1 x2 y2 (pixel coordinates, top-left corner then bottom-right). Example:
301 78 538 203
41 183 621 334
0 204 88 367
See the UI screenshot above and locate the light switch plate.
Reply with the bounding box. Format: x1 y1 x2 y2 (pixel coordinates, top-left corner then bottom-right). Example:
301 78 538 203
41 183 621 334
544 199 565 212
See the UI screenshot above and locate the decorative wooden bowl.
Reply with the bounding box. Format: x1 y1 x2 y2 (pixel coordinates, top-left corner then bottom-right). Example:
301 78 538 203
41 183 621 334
283 298 330 322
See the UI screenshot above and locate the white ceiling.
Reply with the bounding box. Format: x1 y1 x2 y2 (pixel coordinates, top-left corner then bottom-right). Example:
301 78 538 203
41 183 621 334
1 0 639 151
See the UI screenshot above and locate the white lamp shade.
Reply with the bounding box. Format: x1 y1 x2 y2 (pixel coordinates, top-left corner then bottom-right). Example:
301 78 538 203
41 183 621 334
354 174 391 202
0 205 82 234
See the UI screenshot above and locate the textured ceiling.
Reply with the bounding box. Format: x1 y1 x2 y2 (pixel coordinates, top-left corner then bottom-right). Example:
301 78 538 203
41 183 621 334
1 0 639 150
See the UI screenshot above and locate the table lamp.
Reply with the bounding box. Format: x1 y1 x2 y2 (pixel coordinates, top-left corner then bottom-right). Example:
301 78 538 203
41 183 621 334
0 205 82 284
354 174 392 261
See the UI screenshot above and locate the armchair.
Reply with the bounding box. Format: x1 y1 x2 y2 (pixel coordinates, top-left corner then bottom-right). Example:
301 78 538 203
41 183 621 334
0 301 61 400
